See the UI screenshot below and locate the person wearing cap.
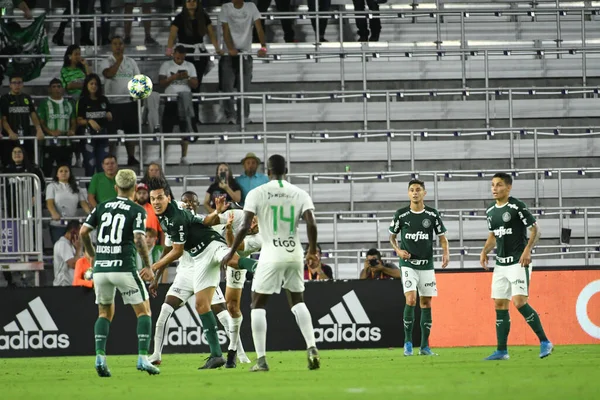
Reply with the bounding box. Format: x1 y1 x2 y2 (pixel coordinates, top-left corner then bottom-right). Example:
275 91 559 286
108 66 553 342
135 182 162 242
235 152 268 205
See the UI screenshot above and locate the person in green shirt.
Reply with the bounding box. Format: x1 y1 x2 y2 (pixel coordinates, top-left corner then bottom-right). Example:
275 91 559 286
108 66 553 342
60 45 90 100
88 155 118 208
137 227 164 279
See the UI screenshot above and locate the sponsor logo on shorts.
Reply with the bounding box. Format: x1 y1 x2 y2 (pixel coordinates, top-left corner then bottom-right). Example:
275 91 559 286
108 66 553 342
405 280 412 288
272 237 296 253
121 289 139 297
512 279 525 285
423 281 436 288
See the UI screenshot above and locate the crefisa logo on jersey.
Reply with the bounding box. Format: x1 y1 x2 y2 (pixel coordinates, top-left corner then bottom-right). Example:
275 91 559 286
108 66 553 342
164 299 227 347
272 236 296 253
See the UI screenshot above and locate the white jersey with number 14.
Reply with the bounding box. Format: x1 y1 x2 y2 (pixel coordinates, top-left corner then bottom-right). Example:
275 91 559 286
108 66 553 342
243 179 314 263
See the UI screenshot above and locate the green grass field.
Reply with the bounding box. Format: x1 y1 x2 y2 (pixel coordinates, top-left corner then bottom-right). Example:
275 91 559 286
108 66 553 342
1 346 599 399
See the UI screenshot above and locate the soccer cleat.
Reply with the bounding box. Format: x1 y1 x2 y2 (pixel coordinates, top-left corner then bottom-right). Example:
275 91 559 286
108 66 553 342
307 346 320 370
137 355 161 375
95 355 111 378
484 350 510 360
250 356 269 372
418 347 438 356
148 353 161 366
238 353 251 364
539 341 554 359
404 342 413 356
198 356 226 370
225 350 237 369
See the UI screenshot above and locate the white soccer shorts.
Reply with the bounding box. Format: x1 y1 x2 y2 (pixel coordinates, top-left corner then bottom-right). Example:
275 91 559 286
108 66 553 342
94 271 149 305
491 263 532 300
226 266 247 289
167 268 225 305
251 260 304 295
400 267 438 297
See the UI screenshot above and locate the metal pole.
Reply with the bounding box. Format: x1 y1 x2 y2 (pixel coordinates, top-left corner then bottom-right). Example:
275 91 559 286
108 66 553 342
356 250 362 278
137 100 144 170
484 50 490 127
308 174 314 198
159 136 166 172
315 0 320 44
460 12 467 97
375 219 381 249
534 129 539 207
385 93 392 179
409 131 415 171
239 54 246 131
458 210 464 268
558 170 563 233
33 138 39 166
555 0 562 58
285 132 291 182
333 213 339 274
433 172 439 210
70 0 75 45
361 52 368 131
349 179 354 212
93 16 98 72
584 208 589 266
262 94 267 136
508 89 514 169
581 10 587 91
339 12 346 99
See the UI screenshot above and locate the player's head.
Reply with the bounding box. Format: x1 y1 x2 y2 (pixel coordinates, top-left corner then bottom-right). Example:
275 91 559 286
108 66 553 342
145 227 158 248
491 172 512 201
148 177 172 215
267 154 287 178
407 178 426 204
181 191 200 213
115 169 137 198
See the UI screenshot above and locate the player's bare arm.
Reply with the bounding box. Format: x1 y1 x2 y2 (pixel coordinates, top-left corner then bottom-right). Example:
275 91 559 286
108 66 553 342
152 243 184 272
480 232 497 270
134 232 155 282
440 235 450 269
221 211 254 268
79 225 96 259
202 196 229 226
224 212 246 251
389 233 410 260
303 209 319 268
519 223 540 267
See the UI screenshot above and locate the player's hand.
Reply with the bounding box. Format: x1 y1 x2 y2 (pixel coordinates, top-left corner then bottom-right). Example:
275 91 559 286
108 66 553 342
215 196 229 213
151 262 161 272
519 247 532 268
140 267 154 281
226 210 235 226
305 252 319 269
441 252 449 269
220 252 234 270
480 253 489 270
148 281 158 298
395 249 411 260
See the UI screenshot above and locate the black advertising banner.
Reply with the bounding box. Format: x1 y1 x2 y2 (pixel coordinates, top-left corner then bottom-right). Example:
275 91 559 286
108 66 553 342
0 280 412 358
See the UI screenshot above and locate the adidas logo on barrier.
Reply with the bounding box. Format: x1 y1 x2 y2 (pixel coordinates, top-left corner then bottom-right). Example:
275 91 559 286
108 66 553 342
164 298 227 347
0 297 70 350
314 290 382 343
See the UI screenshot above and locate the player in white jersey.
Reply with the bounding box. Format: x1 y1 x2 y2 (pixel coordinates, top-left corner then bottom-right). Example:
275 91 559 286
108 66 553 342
222 154 321 372
148 192 250 365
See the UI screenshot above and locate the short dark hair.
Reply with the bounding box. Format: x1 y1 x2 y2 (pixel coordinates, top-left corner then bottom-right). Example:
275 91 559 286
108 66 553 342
181 191 198 199
102 154 117 164
267 154 287 176
65 220 81 232
49 78 62 87
493 172 513 186
408 178 425 189
9 73 23 82
366 248 381 260
111 35 123 42
147 177 172 198
174 45 187 54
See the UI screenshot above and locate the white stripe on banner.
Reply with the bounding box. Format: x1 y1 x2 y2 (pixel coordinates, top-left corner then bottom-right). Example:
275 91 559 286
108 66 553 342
174 306 195 328
3 321 19 332
330 303 353 325
343 291 371 324
317 314 335 325
168 317 178 328
29 297 58 331
16 310 39 332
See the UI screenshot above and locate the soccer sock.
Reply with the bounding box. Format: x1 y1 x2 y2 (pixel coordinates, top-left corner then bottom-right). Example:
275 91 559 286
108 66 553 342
420 308 432 349
496 309 511 351
238 257 258 273
153 303 174 357
251 308 267 359
291 302 317 349
94 317 110 356
199 311 223 358
215 310 236 351
228 316 243 352
517 303 549 343
403 305 415 343
137 315 152 355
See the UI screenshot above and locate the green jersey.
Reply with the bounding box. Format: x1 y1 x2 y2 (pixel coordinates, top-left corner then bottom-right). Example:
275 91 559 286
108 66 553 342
60 67 86 97
83 196 147 273
37 98 75 146
389 205 447 270
486 196 536 267
158 200 226 257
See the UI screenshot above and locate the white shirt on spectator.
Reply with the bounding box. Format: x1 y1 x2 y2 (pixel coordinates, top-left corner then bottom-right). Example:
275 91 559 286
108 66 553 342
53 236 76 286
220 2 261 53
46 182 88 227
100 55 141 104
159 60 197 95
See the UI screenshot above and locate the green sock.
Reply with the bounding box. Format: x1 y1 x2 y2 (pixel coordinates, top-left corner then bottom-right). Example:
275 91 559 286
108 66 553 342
199 311 223 357
238 257 258 273
137 315 152 355
517 303 549 342
420 308 432 349
94 317 110 356
496 310 510 351
403 305 415 343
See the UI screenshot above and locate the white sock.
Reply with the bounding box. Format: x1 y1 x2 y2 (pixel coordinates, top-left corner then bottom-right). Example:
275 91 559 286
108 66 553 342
153 303 174 357
216 310 231 335
291 302 316 349
228 316 243 351
251 308 267 358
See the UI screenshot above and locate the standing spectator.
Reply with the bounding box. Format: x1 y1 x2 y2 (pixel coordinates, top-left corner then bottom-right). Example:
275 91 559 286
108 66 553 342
304 244 333 280
87 154 118 208
220 0 267 125
235 152 268 204
0 73 44 166
254 0 294 43
52 0 79 46
353 0 381 42
101 36 141 166
46 164 90 245
166 0 221 123
0 0 33 18
37 79 77 177
159 45 199 165
203 162 241 213
73 253 93 288
359 248 400 280
79 0 112 46
53 220 82 287
77 74 113 177
1 144 46 204
141 161 165 185
307 0 331 42
124 0 158 46
134 182 162 240
60 45 90 101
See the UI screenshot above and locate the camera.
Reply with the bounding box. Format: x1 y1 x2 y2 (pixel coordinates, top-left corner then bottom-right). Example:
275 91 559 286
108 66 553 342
368 259 379 267
219 171 227 181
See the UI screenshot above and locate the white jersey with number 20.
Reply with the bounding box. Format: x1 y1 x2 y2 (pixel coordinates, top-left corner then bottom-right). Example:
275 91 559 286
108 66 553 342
243 179 314 264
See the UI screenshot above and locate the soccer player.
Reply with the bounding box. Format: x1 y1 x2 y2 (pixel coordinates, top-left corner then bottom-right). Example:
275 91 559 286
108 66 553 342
389 179 449 357
79 169 159 377
147 178 256 369
221 154 321 372
148 191 250 366
480 173 553 360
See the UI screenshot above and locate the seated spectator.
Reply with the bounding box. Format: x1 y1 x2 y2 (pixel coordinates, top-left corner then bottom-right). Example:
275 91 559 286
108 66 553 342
304 244 333 281
124 0 158 46
37 79 76 177
141 161 166 185
353 0 381 42
53 220 82 287
204 162 241 213
46 164 90 245
60 45 90 101
360 248 400 280
88 154 118 208
135 182 162 241
77 74 113 176
73 253 93 288
136 227 165 281
236 152 269 205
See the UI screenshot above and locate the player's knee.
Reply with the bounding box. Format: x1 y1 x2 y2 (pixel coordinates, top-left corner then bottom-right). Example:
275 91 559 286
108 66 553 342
226 300 241 317
195 301 211 315
405 293 417 307
512 297 527 309
420 297 432 308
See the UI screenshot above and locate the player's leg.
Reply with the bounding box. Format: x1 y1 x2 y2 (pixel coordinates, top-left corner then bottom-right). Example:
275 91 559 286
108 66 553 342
93 273 115 377
485 267 511 360
417 269 438 355
224 266 248 367
401 267 418 356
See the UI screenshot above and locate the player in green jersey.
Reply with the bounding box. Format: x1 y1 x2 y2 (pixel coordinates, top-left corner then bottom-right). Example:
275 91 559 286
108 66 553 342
480 172 553 360
389 179 449 356
80 169 159 377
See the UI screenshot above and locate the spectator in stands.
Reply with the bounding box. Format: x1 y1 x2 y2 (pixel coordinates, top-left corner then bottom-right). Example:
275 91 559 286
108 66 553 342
1 144 45 198
136 227 164 281
204 162 241 213
60 45 90 101
135 182 162 240
159 45 199 165
360 248 400 280
72 252 93 288
166 0 221 123
0 73 44 166
307 0 330 42
141 161 165 185
52 0 79 45
77 73 113 177
124 0 158 46
220 0 267 125
53 220 82 287
46 164 90 245
254 0 294 43
101 36 142 166
79 0 111 46
353 0 381 42
37 79 76 177
0 0 33 18
235 152 268 204
304 244 333 280
87 154 118 208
